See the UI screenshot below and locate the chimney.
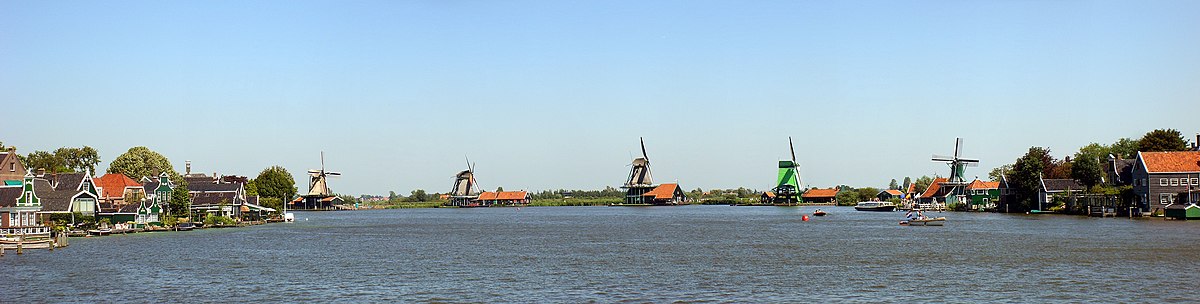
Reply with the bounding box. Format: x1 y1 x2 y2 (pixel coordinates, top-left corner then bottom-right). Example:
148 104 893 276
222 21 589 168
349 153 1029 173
186 160 191 175
1194 134 1199 151
36 168 45 177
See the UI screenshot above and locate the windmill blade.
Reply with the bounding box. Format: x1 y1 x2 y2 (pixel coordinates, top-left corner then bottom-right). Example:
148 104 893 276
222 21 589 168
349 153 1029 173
321 151 326 172
932 155 955 161
964 163 979 167
789 136 797 163
308 170 322 174
959 158 980 163
954 138 962 158
640 137 649 160
326 172 342 176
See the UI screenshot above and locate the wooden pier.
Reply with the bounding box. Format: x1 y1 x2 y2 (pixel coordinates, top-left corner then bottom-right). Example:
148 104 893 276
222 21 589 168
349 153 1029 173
1088 206 1117 217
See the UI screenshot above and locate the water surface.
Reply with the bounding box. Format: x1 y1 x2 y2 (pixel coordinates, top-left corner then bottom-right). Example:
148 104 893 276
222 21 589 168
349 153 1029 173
3 206 1198 303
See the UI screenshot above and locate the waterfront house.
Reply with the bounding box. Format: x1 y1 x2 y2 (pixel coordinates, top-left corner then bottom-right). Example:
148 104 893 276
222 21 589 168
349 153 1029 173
1105 154 1136 186
476 191 532 206
34 171 102 217
125 173 174 227
94 173 145 212
641 183 686 205
918 178 950 205
0 172 48 235
1037 176 1085 211
0 149 27 184
1131 151 1200 214
965 179 1001 211
759 191 776 204
188 174 248 219
877 189 903 201
801 188 838 204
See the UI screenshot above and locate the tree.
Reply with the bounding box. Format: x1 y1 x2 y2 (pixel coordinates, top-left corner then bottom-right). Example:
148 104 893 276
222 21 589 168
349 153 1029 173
108 147 179 180
835 188 861 206
1110 138 1140 159
989 164 1013 182
409 189 428 202
856 187 880 201
496 186 504 192
902 177 911 191
169 181 191 219
1071 154 1103 189
259 197 282 211
914 176 934 193
1138 129 1189 152
255 166 297 204
1010 147 1050 211
888 179 899 190
55 146 101 173
245 179 258 196
24 151 65 173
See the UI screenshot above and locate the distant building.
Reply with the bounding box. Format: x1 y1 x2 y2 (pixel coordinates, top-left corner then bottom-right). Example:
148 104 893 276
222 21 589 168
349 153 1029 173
641 183 686 205
476 191 532 206
1131 151 1200 214
965 179 1001 211
802 188 838 204
0 172 48 234
0 149 27 184
34 171 102 217
1038 176 1085 211
94 173 145 212
876 189 903 201
918 178 950 205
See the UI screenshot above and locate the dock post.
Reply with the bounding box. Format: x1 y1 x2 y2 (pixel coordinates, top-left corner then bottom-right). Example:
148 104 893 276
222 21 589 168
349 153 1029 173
16 234 23 255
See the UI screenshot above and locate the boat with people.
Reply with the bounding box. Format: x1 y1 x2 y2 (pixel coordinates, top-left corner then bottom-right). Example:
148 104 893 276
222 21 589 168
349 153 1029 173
854 201 896 212
900 209 946 226
812 209 827 216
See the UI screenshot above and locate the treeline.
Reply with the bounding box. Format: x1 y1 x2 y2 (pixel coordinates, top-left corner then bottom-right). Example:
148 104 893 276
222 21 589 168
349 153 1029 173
994 128 1193 212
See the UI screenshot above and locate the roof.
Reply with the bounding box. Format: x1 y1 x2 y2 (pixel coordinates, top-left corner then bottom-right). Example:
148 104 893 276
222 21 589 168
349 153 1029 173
189 182 241 192
0 186 21 208
906 183 916 194
762 191 776 198
33 178 75 212
881 189 903 196
1139 151 1200 173
643 183 681 200
477 191 527 200
967 179 1000 190
48 173 86 192
920 178 949 198
802 188 838 198
1042 179 1085 192
95 173 142 199
192 192 240 206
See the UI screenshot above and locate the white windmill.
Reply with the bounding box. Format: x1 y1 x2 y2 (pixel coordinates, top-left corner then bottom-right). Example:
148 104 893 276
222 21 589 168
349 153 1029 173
932 138 979 205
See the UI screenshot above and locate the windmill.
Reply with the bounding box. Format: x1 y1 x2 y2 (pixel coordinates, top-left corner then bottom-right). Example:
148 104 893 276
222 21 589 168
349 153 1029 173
771 137 804 205
448 157 481 207
297 151 342 210
307 151 342 197
932 138 979 205
620 137 657 205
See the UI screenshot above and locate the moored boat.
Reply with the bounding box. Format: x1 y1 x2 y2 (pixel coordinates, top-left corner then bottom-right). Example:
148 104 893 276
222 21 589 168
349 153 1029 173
900 217 946 226
176 222 195 231
854 201 896 212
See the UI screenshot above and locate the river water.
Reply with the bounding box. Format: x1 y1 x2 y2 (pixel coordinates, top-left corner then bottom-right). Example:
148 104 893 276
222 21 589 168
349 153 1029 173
3 206 1199 303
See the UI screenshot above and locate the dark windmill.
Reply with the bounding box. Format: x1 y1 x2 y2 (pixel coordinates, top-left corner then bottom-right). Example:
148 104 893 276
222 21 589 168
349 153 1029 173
931 138 979 206
295 152 343 210
770 137 804 206
447 158 481 207
620 137 657 205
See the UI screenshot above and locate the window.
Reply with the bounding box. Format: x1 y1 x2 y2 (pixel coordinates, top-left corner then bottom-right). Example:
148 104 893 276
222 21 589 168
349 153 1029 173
1192 178 1198 186
1143 178 1149 186
1161 178 1169 186
1161 193 1173 204
1171 178 1180 186
8 163 13 171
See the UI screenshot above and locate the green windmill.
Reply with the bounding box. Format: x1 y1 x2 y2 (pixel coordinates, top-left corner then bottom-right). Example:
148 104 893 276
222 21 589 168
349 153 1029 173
771 137 804 205
931 138 979 205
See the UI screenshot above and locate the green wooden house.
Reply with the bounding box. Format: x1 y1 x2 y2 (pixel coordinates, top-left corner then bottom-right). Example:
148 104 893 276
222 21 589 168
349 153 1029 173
137 173 173 227
966 179 1001 211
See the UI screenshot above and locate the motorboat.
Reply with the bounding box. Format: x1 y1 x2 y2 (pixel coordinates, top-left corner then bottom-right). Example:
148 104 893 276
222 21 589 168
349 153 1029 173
812 209 828 216
854 201 896 212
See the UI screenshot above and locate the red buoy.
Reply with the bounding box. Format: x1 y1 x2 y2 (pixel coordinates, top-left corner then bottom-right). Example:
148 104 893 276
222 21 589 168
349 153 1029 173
802 215 809 221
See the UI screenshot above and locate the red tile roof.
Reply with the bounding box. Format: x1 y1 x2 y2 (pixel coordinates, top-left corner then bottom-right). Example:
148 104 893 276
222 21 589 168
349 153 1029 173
762 191 776 198
94 173 142 199
802 188 838 198
643 183 680 200
884 189 903 196
906 183 916 194
1140 151 1200 173
478 191 528 201
967 179 1000 190
920 178 949 198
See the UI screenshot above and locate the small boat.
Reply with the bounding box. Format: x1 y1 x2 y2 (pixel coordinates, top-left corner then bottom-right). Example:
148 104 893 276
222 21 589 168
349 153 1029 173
283 212 295 223
176 222 195 231
812 209 828 216
854 201 896 212
900 217 946 226
87 229 112 236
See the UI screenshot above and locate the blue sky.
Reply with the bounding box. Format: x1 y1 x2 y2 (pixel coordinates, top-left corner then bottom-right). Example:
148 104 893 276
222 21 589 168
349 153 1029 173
3 1 1198 195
